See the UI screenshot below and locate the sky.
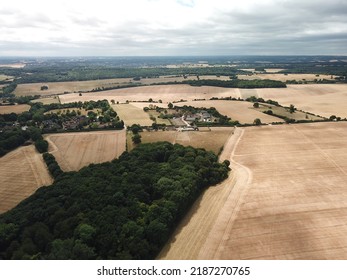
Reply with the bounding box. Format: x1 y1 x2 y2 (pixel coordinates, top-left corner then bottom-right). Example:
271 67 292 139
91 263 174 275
0 0 346 56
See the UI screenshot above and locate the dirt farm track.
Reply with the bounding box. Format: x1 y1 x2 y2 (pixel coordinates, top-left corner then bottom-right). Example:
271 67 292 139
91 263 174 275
159 122 347 259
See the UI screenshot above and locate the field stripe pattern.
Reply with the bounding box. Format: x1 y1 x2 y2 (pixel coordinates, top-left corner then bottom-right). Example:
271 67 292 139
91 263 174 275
0 146 53 214
46 130 126 172
161 122 347 259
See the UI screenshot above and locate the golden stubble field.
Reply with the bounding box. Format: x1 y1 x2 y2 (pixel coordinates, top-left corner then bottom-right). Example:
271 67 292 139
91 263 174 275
160 122 347 259
45 130 126 172
58 84 347 119
241 84 347 118
14 76 213 97
0 104 31 114
0 145 53 214
59 84 241 104
140 127 234 155
111 103 153 126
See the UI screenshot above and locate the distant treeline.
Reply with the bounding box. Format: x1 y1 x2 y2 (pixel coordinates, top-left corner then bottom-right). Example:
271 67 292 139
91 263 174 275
0 83 17 96
280 63 347 77
0 142 230 259
180 79 286 88
5 66 243 84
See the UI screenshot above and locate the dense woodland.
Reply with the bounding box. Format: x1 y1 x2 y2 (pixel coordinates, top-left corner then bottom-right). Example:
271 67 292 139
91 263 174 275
0 142 230 259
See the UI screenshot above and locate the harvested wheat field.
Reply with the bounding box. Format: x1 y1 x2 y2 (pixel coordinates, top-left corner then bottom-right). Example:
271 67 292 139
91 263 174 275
242 84 347 118
0 104 31 114
59 84 347 119
13 76 213 97
141 127 234 155
31 96 61 105
0 145 53 214
160 122 347 259
14 78 133 96
180 100 282 124
46 130 126 172
59 85 241 104
111 103 153 126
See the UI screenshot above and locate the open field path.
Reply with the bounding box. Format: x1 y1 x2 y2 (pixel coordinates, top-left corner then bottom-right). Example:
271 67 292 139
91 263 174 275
197 128 253 259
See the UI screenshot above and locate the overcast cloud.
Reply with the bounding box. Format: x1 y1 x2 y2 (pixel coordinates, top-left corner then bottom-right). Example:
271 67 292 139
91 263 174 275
0 0 346 56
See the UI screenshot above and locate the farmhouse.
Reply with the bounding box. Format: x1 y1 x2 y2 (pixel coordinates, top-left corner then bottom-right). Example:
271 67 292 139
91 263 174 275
185 114 199 122
199 110 212 122
184 111 213 124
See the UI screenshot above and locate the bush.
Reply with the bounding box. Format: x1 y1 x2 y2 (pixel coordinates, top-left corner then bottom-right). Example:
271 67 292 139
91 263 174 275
132 134 142 144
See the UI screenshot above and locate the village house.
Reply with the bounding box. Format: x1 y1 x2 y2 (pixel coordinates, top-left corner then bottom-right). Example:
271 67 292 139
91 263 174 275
198 110 212 122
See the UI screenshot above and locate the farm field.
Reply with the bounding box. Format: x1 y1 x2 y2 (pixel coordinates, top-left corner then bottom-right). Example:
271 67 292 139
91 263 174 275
0 145 53 214
246 84 347 118
140 127 234 155
0 74 13 81
238 73 336 82
45 130 126 172
161 122 347 259
180 100 282 124
264 69 285 73
14 78 134 96
255 103 324 121
31 96 61 104
111 103 153 126
55 84 347 122
0 104 31 114
57 83 347 121
13 76 217 97
0 63 25 68
59 84 241 104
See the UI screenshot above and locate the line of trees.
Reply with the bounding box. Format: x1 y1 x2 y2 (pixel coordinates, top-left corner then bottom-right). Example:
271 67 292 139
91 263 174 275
42 153 63 179
180 79 286 88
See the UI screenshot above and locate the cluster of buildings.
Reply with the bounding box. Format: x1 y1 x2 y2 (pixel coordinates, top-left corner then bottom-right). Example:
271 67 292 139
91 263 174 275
184 110 213 124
